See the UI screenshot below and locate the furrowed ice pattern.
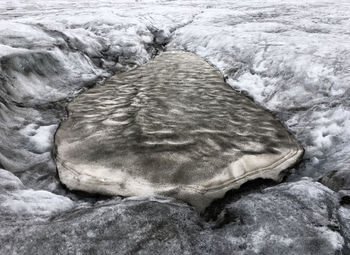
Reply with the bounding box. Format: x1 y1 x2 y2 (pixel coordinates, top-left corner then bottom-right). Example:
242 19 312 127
0 0 349 253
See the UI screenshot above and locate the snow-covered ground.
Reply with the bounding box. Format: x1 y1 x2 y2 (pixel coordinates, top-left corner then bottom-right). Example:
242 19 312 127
0 0 350 254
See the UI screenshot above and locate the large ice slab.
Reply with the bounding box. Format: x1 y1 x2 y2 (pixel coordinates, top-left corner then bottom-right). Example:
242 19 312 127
55 51 303 210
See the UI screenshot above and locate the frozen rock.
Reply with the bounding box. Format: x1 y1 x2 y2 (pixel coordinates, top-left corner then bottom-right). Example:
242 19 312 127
55 51 303 211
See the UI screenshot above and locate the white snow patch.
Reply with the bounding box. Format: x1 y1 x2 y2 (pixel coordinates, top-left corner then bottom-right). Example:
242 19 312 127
2 189 75 216
0 169 75 216
20 124 58 153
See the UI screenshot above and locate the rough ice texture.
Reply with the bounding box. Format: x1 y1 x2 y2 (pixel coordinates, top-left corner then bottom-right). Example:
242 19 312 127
1 179 346 254
0 0 350 254
55 51 303 211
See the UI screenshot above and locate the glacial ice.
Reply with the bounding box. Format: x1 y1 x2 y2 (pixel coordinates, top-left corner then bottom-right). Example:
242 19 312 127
55 51 303 211
0 0 349 253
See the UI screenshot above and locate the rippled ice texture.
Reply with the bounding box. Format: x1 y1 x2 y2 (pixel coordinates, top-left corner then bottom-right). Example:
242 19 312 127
0 0 349 254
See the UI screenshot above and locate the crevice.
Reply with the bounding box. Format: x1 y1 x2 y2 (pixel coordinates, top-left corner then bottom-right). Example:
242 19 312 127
145 11 202 57
202 178 278 222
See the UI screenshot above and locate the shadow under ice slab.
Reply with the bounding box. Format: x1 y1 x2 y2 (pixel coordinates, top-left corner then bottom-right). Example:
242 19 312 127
54 51 303 211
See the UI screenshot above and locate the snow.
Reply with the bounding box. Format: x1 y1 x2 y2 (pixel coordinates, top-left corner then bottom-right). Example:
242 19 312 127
0 169 74 216
2 189 74 216
20 124 58 153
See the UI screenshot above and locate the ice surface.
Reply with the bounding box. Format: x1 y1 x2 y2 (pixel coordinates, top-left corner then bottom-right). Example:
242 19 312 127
0 179 346 254
0 0 349 253
55 51 303 211
166 0 350 179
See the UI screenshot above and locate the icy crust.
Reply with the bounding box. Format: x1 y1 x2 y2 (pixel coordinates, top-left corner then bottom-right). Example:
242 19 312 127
0 179 346 254
55 51 303 211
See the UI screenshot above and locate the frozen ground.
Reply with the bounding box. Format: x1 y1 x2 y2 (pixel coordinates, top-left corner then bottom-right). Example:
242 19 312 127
0 0 349 254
